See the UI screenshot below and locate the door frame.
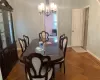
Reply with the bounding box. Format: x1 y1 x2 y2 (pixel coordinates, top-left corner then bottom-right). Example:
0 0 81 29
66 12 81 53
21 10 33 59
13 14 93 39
71 6 90 49
83 6 90 50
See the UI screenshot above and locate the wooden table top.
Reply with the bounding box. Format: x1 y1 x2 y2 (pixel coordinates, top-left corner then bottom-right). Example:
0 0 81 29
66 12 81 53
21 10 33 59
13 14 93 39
21 38 64 62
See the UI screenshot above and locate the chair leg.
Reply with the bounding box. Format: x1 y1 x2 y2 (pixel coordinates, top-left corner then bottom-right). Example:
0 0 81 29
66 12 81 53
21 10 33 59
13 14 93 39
50 76 54 80
60 63 62 68
52 65 55 78
63 62 65 74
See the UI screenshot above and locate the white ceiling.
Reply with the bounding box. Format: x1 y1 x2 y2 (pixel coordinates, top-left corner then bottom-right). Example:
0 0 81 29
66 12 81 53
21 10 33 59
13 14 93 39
25 0 89 8
7 0 89 8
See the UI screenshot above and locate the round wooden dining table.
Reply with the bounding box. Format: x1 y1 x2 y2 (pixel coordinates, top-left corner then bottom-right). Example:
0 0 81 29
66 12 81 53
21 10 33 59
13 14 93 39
20 38 64 63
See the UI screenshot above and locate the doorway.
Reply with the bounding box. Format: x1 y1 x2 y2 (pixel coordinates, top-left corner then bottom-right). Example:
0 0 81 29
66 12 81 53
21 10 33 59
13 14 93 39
44 13 58 42
71 7 89 51
83 7 89 49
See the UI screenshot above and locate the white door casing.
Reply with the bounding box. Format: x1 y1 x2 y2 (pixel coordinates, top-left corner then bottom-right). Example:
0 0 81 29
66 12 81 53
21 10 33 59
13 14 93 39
71 9 84 46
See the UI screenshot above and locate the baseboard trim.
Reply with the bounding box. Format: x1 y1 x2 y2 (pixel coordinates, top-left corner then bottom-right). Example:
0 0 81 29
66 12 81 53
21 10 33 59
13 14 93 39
68 45 71 48
87 50 100 61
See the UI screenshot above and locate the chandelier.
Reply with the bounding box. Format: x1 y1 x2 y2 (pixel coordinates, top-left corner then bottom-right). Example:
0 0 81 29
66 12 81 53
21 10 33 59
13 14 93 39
38 0 57 16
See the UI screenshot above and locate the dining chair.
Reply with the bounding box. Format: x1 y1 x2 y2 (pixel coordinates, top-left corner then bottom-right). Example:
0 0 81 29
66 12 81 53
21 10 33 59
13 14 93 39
24 53 54 80
18 38 27 53
55 36 68 74
23 35 29 47
59 34 65 50
39 31 49 43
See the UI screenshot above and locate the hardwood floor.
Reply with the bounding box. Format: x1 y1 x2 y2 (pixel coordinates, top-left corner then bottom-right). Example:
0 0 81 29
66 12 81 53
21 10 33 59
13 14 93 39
6 48 100 80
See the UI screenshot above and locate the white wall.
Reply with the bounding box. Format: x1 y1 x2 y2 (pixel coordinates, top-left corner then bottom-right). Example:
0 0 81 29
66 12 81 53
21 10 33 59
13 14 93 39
87 0 100 57
58 7 72 45
7 0 89 47
8 0 44 42
57 0 89 46
71 0 89 8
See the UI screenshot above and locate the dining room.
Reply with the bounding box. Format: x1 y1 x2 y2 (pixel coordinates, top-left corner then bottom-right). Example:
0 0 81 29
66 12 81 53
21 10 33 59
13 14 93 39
1 0 100 80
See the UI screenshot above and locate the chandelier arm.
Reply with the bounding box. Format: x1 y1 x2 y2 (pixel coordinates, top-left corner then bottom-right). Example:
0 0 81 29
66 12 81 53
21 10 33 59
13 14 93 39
45 10 51 16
